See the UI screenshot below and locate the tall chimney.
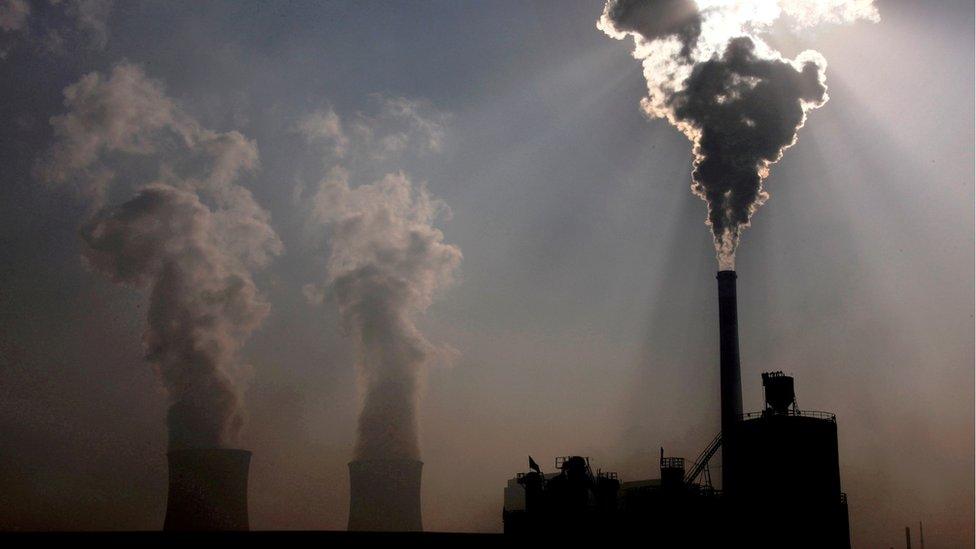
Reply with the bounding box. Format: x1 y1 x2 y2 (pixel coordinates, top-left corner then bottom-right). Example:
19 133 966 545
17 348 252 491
717 270 743 496
164 448 251 531
347 459 423 532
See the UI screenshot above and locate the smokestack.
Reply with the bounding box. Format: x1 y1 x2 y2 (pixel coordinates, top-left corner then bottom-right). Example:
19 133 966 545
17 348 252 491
717 270 743 496
164 449 251 531
348 459 423 532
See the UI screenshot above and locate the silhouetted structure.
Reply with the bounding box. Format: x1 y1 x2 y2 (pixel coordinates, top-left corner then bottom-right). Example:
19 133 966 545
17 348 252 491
717 270 743 497
733 372 849 547
503 374 848 546
164 448 251 531
502 270 851 548
502 456 619 536
347 459 423 532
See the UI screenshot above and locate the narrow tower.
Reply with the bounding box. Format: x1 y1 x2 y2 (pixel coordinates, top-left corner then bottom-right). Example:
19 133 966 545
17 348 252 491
717 270 743 496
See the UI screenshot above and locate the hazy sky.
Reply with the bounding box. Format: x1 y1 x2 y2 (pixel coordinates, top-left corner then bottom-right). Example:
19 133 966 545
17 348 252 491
0 1 972 546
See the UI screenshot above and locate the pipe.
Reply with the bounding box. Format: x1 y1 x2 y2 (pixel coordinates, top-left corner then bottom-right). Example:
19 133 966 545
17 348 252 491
717 270 743 496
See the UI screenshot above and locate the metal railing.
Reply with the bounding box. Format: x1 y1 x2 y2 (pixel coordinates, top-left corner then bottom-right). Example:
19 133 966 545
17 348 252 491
684 432 722 486
554 456 590 469
741 409 836 422
660 457 685 469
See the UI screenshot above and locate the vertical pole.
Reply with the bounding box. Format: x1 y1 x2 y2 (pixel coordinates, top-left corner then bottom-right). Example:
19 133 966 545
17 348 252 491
717 270 743 496
905 526 912 549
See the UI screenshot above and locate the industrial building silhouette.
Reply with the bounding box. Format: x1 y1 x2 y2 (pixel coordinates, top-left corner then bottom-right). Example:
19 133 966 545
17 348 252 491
501 270 851 547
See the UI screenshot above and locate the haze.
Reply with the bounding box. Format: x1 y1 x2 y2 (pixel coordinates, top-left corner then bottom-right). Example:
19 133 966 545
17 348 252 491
0 1 971 547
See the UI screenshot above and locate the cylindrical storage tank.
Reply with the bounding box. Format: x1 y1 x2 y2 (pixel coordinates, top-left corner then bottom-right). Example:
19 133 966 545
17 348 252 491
738 415 840 502
347 459 423 532
164 448 251 531
736 414 849 548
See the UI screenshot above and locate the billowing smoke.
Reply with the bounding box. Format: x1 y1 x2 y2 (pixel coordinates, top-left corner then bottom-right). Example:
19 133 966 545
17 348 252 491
37 63 281 449
301 99 460 461
599 0 879 268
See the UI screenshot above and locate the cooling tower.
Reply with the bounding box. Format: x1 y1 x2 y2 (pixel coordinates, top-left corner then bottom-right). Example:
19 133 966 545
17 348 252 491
163 448 251 531
347 459 423 532
717 270 743 496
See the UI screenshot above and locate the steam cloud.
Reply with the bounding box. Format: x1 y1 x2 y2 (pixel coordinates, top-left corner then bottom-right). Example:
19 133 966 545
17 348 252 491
302 99 460 461
38 63 281 449
599 0 879 268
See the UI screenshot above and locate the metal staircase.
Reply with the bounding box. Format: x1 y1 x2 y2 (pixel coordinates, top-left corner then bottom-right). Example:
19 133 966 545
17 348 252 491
684 431 722 488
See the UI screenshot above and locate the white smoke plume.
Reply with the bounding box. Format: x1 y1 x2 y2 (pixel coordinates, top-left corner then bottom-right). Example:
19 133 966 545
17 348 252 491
301 100 460 461
37 63 282 449
598 0 878 269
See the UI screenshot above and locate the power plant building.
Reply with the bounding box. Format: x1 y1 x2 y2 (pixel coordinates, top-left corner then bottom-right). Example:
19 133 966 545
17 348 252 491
502 271 851 548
